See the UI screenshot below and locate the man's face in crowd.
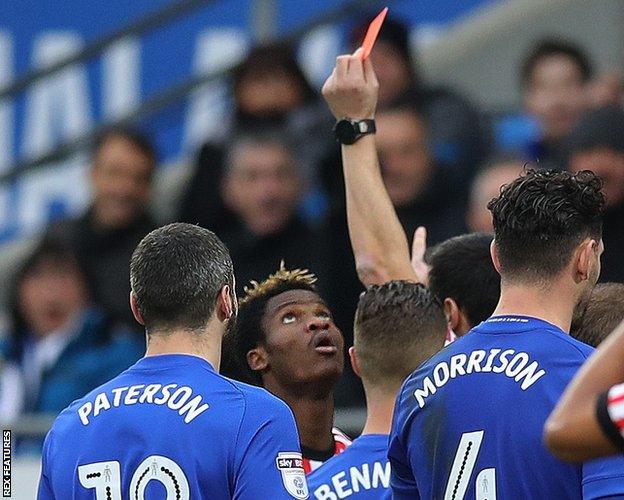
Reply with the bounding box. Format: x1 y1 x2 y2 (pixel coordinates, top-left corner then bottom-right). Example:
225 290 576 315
258 289 344 389
236 70 305 117
468 163 523 232
224 142 301 236
91 135 154 230
376 109 432 207
524 55 588 141
19 258 88 338
369 40 412 106
569 148 624 208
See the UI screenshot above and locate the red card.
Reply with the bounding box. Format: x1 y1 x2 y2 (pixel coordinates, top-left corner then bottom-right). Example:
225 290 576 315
360 7 389 60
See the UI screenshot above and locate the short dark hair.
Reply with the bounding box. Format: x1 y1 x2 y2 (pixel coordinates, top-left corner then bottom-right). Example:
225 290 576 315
488 169 604 282
427 233 500 327
354 281 446 389
233 42 316 105
521 38 592 87
130 223 234 333
93 126 157 165
571 283 624 347
222 264 318 386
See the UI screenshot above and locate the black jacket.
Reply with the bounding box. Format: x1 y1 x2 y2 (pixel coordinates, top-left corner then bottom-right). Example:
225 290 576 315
45 210 155 331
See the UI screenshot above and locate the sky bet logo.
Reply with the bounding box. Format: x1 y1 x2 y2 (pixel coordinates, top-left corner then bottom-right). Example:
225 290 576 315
277 456 303 470
2 430 10 498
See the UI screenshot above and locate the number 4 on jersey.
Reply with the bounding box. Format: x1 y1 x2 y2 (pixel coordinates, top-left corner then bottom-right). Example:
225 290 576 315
444 431 496 500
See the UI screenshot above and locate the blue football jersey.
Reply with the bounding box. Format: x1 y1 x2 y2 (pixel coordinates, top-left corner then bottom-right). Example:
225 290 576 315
389 315 624 499
307 434 390 499
37 354 309 499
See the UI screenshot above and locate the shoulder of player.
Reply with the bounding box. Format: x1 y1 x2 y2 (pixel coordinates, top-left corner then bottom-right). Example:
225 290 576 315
538 327 594 360
224 377 293 416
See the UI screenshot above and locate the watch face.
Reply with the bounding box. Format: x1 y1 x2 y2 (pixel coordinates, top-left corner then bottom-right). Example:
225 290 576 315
335 120 357 145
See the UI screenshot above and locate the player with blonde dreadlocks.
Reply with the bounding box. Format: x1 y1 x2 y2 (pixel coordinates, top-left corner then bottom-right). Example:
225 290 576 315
223 262 352 474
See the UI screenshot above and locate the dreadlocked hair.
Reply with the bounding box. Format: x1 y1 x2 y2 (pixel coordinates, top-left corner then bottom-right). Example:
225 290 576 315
221 262 318 386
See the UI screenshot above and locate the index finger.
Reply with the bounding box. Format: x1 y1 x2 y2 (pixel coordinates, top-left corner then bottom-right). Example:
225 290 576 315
412 226 427 263
347 52 365 81
363 56 378 86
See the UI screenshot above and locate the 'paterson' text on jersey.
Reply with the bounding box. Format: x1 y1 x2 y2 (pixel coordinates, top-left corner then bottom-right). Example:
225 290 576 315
38 354 308 499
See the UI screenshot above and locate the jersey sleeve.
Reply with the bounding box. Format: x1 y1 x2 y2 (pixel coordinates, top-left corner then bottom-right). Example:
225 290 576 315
233 392 308 500
37 430 55 500
388 386 420 500
582 455 624 498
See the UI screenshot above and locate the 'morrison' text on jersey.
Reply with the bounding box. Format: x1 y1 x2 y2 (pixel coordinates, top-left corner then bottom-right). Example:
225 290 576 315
389 316 624 499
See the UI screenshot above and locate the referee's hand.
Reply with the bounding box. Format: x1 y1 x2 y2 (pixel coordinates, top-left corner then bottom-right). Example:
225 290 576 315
322 48 379 121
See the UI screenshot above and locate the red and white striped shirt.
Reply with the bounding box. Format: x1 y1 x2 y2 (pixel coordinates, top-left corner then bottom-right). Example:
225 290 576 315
597 382 624 448
302 427 352 474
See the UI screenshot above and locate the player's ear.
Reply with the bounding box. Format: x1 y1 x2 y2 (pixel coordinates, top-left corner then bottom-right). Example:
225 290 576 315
130 292 145 326
216 285 234 321
574 238 596 283
490 239 502 274
247 347 268 373
348 346 361 379
444 298 461 333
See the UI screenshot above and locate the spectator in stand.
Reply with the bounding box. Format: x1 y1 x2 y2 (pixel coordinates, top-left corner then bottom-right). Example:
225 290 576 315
351 15 488 184
467 155 526 233
521 38 592 168
219 132 324 291
0 240 142 422
179 43 333 232
571 283 624 348
375 101 468 242
46 127 156 331
567 105 624 282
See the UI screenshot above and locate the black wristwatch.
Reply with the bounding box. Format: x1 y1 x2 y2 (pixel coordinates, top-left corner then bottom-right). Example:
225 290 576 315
333 119 376 145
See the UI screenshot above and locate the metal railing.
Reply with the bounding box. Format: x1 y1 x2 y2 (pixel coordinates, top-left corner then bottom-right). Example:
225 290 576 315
0 0 383 185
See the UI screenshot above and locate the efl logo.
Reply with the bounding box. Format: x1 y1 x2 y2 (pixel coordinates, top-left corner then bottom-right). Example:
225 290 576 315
2 430 10 498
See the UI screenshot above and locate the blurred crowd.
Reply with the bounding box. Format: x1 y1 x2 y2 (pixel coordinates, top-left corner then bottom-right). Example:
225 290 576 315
2 15 624 434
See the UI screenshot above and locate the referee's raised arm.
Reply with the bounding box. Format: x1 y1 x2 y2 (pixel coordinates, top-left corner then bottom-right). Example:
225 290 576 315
321 49 421 287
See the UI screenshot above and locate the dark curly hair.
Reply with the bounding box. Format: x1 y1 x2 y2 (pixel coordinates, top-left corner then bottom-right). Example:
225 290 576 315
488 169 604 282
354 281 446 389
221 264 319 386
